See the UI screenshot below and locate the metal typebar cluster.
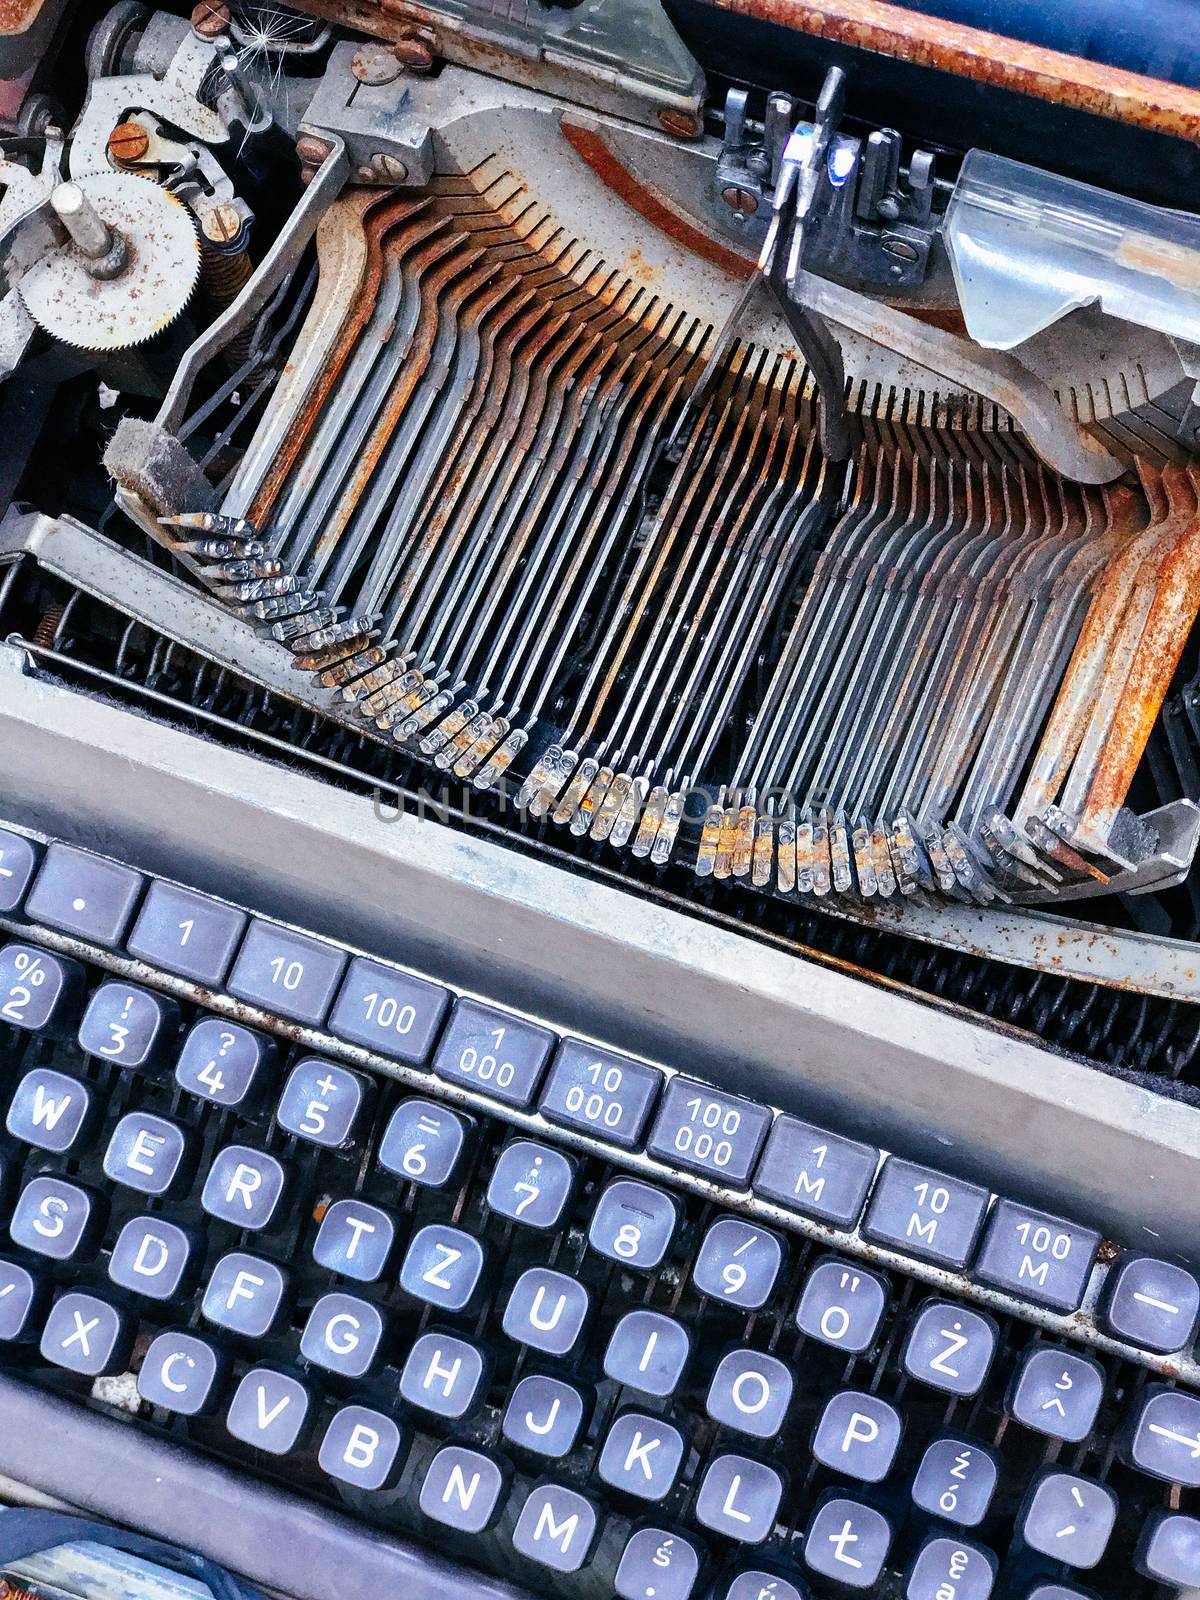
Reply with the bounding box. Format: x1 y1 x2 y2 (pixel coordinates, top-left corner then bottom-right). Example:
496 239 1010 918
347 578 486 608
166 157 1200 908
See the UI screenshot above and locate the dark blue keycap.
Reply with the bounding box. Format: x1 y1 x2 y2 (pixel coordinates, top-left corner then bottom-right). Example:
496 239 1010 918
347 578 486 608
903 1302 998 1397
377 1098 468 1186
126 881 247 985
1021 1472 1116 1569
812 1391 903 1483
432 999 555 1108
175 1018 276 1109
10 1175 105 1261
502 1375 587 1458
753 1114 878 1228
647 1078 771 1185
512 1484 598 1573
722 1571 806 1600
486 1140 574 1229
276 1058 367 1149
78 981 179 1071
399 1332 486 1419
419 1446 506 1533
695 1455 783 1544
795 1256 888 1353
599 1412 686 1501
692 1217 782 1310
327 956 450 1064
201 1144 287 1230
300 1292 385 1378
538 1039 663 1149
0 1257 46 1341
589 1179 677 1269
202 1252 289 1338
399 1223 484 1311
319 1405 406 1491
226 1368 311 1455
862 1158 988 1270
906 1536 997 1600
7 1068 93 1152
911 1436 998 1528
0 944 84 1033
103 1111 193 1197
138 1330 227 1415
228 920 347 1026
973 1200 1099 1312
502 1267 589 1356
1127 1385 1200 1486
706 1350 794 1440
1009 1347 1104 1442
1137 1510 1200 1588
313 1199 396 1282
615 1527 701 1600
109 1217 197 1301
41 1291 134 1377
603 1310 690 1396
804 1496 894 1589
0 830 38 914
1103 1253 1200 1354
24 844 143 947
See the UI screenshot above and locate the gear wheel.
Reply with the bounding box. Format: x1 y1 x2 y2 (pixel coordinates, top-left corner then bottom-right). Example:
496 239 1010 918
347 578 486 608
17 170 199 352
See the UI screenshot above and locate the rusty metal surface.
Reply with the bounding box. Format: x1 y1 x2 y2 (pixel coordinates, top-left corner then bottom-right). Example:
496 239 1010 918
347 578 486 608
707 0 1200 143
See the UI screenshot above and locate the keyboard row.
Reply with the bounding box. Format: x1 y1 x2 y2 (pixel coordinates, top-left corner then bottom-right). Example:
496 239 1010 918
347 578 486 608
1 831 1199 1363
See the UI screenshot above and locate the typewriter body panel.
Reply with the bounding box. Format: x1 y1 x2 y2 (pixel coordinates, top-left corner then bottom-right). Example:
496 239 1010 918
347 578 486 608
3 5 1200 1600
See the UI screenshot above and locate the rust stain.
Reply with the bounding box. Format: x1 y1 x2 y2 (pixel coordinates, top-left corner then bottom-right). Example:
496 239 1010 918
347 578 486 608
0 0 46 33
561 121 755 282
709 0 1200 143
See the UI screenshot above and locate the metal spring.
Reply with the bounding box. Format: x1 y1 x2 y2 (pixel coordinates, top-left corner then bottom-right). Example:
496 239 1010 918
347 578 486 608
200 246 254 367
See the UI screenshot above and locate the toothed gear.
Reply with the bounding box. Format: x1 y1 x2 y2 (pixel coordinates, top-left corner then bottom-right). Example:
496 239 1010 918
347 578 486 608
17 171 199 352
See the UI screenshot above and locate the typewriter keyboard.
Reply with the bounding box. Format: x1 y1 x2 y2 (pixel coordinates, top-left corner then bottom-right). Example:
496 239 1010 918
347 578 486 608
0 821 1198 1600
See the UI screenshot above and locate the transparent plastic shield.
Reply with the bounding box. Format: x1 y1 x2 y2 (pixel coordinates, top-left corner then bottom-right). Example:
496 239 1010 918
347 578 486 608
945 147 1200 350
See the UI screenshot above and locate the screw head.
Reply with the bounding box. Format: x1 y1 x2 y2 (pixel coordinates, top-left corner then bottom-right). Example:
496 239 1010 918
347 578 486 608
372 153 409 182
107 120 149 166
721 184 759 216
658 108 702 139
191 0 230 38
295 134 334 166
352 43 403 85
202 203 243 246
393 35 435 71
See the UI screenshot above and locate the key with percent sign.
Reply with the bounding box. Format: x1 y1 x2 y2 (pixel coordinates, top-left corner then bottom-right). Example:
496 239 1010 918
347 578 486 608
0 944 85 1034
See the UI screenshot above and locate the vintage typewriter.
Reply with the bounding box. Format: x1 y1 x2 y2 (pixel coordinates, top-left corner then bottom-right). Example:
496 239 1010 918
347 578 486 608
1 2 1200 1597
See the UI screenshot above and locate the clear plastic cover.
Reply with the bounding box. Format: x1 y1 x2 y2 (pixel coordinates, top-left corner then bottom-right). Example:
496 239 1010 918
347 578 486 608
944 147 1200 350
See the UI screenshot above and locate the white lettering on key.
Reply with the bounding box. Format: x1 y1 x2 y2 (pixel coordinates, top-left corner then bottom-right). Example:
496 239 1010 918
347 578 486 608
732 1369 771 1415
533 1502 579 1552
528 1285 568 1332
929 1321 969 1379
324 1313 361 1356
63 1310 99 1355
226 1164 263 1210
422 1244 462 1292
842 1412 880 1454
828 1520 863 1569
721 1474 753 1524
128 1129 165 1177
254 1383 291 1430
343 1425 379 1470
623 1431 660 1480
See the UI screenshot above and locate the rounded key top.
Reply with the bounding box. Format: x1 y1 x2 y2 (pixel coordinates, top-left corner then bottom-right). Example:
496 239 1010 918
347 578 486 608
399 1332 486 1418
10 1175 106 1262
0 830 38 914
486 1140 575 1230
512 1484 598 1573
502 1267 589 1356
647 1078 771 1185
706 1350 794 1441
78 981 179 1072
811 1391 903 1484
276 1058 369 1150
109 1216 199 1302
377 1098 468 1187
910 1436 998 1529
603 1309 690 1396
1126 1384 1200 1487
1020 1472 1117 1569
319 1405 406 1492
905 1535 996 1600
0 944 84 1034
598 1411 686 1501
300 1291 385 1379
615 1527 701 1600
202 1252 290 1338
138 1330 228 1416
973 1200 1099 1313
398 1223 484 1312
804 1496 893 1590
175 1019 276 1110
328 956 450 1065
1008 1347 1104 1443
40 1290 134 1377
1136 1509 1200 1589
502 1375 588 1459
24 844 142 947
312 1199 396 1282
103 1111 194 1197
419 1445 506 1533
7 1067 94 1152
226 1368 311 1455
432 999 554 1108
695 1455 783 1544
692 1217 782 1310
1102 1253 1200 1354
0 1257 46 1342
902 1301 998 1397
794 1256 888 1353
126 881 246 986
862 1158 988 1270
588 1178 678 1269
201 1145 288 1231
